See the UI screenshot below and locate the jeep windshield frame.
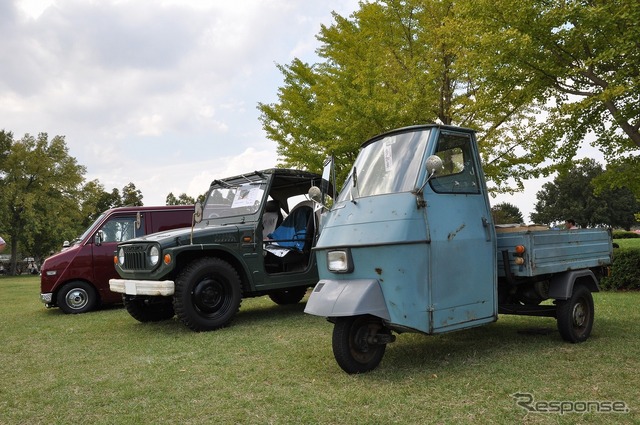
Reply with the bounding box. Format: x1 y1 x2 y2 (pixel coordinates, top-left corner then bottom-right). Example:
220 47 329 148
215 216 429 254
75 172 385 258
201 173 268 222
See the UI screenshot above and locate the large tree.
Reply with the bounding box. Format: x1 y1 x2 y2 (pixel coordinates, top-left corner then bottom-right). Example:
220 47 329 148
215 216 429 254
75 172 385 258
491 202 525 225
462 0 640 190
121 182 143 207
258 0 543 186
0 132 86 273
260 0 639 196
530 158 638 229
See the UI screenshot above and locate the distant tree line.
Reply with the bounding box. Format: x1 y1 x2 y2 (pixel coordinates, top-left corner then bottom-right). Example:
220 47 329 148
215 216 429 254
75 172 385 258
0 131 145 274
492 158 639 229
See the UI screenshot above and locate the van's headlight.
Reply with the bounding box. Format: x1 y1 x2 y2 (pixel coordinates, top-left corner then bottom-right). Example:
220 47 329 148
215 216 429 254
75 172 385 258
118 247 125 265
327 250 353 273
149 246 160 266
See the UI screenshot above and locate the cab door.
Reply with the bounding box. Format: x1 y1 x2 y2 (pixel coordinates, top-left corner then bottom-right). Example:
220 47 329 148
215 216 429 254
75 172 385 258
426 129 497 333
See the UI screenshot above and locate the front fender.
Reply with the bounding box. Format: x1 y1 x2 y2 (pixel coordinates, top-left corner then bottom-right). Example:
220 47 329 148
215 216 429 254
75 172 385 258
304 279 390 321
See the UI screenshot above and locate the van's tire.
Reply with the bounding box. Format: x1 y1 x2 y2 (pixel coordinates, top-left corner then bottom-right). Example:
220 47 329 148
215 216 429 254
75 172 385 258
57 281 97 314
173 258 242 332
124 296 175 322
332 315 389 374
556 283 594 343
268 287 307 305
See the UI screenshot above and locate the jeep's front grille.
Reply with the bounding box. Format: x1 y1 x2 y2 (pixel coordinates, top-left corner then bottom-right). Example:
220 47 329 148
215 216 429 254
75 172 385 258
122 246 147 271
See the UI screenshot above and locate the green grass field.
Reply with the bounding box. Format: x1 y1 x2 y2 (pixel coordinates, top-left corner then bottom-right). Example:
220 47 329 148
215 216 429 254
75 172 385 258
1 276 638 424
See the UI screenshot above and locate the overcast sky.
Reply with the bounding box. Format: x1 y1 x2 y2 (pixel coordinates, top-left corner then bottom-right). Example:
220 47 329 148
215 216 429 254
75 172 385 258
2 0 601 223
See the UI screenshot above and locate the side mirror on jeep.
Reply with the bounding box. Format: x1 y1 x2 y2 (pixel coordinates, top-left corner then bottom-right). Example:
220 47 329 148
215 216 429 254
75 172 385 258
193 202 203 224
308 186 322 204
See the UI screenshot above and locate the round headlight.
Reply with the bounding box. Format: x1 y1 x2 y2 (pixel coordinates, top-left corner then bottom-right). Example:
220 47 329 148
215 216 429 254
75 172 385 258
149 246 160 266
118 247 125 265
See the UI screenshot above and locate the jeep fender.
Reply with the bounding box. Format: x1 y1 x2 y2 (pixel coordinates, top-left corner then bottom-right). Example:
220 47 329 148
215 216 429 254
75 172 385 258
304 279 390 321
548 269 600 300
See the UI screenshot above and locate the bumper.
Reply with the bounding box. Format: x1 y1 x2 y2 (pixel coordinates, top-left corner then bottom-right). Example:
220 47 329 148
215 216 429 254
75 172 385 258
40 293 53 304
304 278 390 321
109 279 175 296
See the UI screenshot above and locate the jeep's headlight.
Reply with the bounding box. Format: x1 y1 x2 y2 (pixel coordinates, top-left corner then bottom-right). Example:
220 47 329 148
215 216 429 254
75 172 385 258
149 246 160 266
327 250 353 273
118 247 125 265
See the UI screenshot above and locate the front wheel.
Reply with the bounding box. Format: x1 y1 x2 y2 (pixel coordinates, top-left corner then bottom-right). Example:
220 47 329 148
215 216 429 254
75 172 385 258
173 257 242 332
57 281 97 314
124 296 175 322
332 315 390 374
556 283 594 343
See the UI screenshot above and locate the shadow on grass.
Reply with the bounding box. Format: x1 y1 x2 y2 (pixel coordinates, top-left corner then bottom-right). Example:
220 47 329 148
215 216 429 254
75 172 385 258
83 297 314 336
360 319 573 378
363 314 626 378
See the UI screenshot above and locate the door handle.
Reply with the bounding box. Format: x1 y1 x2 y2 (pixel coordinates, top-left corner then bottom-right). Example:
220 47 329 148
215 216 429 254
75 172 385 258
481 216 491 241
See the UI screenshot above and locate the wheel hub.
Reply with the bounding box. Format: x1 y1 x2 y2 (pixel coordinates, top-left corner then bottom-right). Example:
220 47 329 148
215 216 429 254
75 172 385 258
572 302 586 327
66 289 88 309
193 278 225 313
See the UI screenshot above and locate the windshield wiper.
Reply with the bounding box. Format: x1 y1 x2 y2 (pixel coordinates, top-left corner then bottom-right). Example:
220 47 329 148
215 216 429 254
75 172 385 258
349 166 359 204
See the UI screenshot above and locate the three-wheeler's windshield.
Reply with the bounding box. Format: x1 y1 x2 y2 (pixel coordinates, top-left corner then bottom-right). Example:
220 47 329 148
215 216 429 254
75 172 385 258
202 179 267 220
337 129 431 202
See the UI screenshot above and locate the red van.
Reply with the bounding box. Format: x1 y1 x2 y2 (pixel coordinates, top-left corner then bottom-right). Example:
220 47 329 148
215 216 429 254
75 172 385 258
40 205 194 314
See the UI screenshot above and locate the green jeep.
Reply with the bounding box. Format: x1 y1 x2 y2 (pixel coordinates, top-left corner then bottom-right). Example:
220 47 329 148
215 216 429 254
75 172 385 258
110 168 327 331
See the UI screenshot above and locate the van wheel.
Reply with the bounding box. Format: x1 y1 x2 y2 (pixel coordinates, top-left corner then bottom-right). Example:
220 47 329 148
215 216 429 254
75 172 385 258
173 258 242 331
124 296 175 322
57 281 97 314
332 315 389 374
556 283 594 343
268 287 307 305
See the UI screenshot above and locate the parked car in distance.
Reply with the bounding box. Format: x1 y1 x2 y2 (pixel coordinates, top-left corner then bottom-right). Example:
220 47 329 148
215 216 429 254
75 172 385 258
40 205 194 314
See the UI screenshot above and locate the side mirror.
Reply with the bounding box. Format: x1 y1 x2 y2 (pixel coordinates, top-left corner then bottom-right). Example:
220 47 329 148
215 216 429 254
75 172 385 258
94 230 105 246
426 155 444 176
308 186 322 204
135 211 142 229
416 155 444 195
193 202 203 224
190 202 203 245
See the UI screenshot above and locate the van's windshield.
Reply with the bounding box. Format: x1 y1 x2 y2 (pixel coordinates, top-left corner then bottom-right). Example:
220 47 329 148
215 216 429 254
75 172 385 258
74 212 107 245
337 129 431 202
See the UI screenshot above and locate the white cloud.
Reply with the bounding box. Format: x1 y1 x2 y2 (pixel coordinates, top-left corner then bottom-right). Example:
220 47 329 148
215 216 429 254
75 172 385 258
2 0 360 208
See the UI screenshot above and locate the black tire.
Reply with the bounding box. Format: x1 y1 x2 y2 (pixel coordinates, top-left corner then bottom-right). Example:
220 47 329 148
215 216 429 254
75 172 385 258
57 281 98 314
556 283 594 343
173 257 242 332
124 295 175 322
268 287 307 305
332 315 389 374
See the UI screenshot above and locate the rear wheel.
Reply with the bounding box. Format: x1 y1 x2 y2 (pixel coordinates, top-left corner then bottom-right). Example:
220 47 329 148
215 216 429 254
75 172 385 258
556 283 594 343
332 315 390 374
124 296 175 322
268 287 307 305
57 281 97 314
174 258 242 331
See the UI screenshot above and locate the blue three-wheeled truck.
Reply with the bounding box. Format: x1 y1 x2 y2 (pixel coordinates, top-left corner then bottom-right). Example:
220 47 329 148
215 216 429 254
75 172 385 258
305 124 613 373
